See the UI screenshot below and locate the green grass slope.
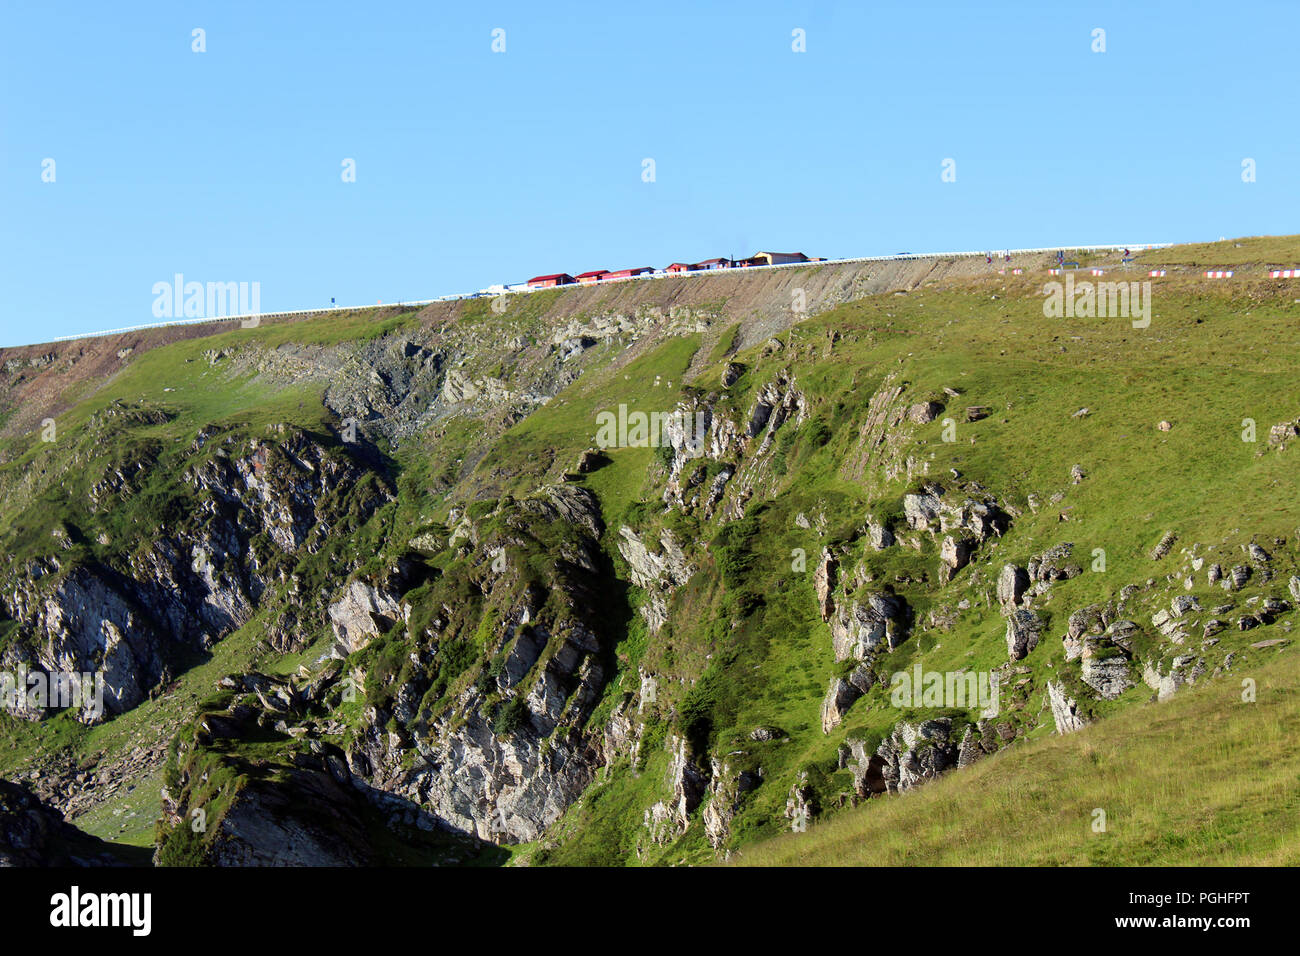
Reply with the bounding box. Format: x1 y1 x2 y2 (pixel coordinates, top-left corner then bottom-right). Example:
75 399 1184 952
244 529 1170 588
1 236 1298 866
736 643 1300 866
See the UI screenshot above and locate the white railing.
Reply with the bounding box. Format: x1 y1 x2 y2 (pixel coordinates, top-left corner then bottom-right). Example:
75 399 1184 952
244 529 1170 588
46 242 1173 343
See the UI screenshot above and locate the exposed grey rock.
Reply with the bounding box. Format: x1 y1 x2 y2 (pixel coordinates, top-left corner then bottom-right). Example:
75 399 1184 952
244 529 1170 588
1269 421 1299 445
830 592 907 661
867 520 895 550
997 564 1029 608
1142 655 1201 701
814 549 837 622
939 535 974 581
644 735 708 844
820 664 875 733
0 778 122 867
1005 608 1044 661
1027 543 1080 584
938 496 1009 540
956 726 985 769
198 757 376 865
783 771 817 832
1250 638 1289 650
617 526 693 634
871 719 959 793
1046 681 1087 734
1063 604 1111 661
903 490 943 530
1080 646 1133 700
1150 531 1178 560
907 401 943 424
1259 597 1289 622
702 758 759 849
1106 619 1140 653
328 580 403 656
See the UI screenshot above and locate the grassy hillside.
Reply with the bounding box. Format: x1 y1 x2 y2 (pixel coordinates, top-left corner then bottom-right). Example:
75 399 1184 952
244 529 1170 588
736 643 1300 866
494 247 1300 865
1 236 1298 866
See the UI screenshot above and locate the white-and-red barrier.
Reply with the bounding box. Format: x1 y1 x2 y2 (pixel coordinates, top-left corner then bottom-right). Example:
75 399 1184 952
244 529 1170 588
1270 270 1299 278
1204 271 1233 278
1149 270 1167 277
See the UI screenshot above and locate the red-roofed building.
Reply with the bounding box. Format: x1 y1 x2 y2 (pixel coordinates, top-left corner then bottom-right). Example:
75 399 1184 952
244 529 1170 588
693 258 731 270
527 273 575 288
575 270 609 284
606 267 654 279
665 262 695 273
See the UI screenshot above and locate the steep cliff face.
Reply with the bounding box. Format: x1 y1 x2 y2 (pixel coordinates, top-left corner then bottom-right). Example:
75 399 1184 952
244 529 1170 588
341 486 617 844
2 243 1299 866
152 483 622 860
0 420 393 720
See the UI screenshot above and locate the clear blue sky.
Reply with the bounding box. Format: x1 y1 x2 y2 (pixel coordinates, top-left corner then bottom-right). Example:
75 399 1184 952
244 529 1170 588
1 0 1296 345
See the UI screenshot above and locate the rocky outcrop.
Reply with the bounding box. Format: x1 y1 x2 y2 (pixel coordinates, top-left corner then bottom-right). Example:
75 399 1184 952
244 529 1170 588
866 520 895 550
197 758 375 866
997 564 1029 608
1046 681 1087 734
1080 644 1134 699
702 758 759 849
1062 604 1112 661
0 428 393 720
871 719 960 794
617 526 693 634
829 592 908 661
821 663 876 733
938 534 975 583
644 735 708 844
783 771 817 831
814 549 837 622
328 580 404 656
1005 608 1044 661
1026 543 1081 594
1150 531 1178 561
901 485 1010 578
5 564 162 718
411 709 601 844
1142 655 1205 701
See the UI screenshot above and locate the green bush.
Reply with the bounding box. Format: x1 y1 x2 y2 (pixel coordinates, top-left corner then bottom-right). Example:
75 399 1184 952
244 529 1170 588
492 697 530 737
